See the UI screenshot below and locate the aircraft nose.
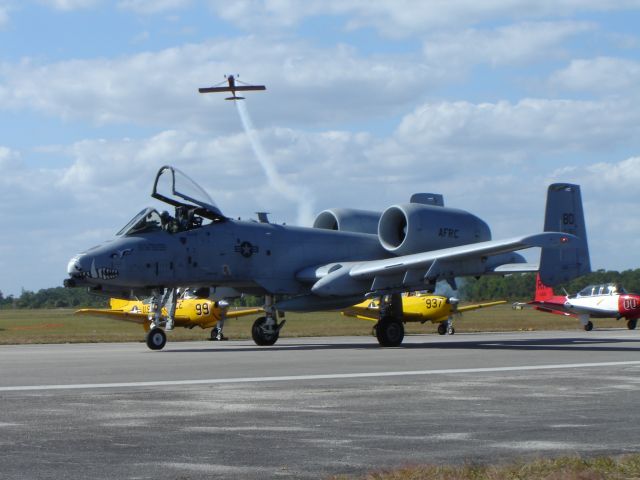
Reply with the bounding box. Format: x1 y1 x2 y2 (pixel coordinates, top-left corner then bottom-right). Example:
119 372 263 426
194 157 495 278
67 254 86 277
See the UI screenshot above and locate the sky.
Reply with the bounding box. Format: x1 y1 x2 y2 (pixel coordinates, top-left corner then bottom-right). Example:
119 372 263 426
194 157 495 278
2 1 640 296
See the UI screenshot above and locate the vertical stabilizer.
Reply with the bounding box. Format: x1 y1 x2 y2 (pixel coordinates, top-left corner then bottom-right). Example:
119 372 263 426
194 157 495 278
539 183 591 285
534 273 555 301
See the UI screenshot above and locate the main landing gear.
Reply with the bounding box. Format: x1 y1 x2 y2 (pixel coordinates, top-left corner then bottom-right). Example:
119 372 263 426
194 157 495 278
144 287 177 351
251 295 286 346
374 294 405 347
627 319 638 330
437 318 455 336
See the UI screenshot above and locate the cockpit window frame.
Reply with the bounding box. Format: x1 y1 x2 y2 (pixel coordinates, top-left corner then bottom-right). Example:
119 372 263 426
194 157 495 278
152 166 226 222
116 207 163 237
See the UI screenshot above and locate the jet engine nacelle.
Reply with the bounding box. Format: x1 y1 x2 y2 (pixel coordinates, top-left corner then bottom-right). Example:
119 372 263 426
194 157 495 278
313 208 381 235
377 203 491 256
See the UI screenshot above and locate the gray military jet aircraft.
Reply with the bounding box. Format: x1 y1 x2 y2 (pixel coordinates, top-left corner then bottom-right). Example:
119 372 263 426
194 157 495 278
65 166 590 348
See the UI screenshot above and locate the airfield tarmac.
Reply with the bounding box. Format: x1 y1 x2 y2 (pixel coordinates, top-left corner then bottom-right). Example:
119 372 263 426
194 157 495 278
1 330 639 479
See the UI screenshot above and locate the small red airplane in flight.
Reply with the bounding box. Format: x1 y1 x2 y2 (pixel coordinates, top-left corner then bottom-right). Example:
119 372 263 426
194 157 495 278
198 75 266 100
513 274 640 331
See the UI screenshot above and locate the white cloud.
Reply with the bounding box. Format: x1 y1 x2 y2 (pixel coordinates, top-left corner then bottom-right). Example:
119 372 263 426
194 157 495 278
38 0 101 10
0 145 20 168
423 22 593 69
392 98 639 159
549 57 640 93
118 0 191 14
0 38 438 131
0 6 8 28
206 0 640 36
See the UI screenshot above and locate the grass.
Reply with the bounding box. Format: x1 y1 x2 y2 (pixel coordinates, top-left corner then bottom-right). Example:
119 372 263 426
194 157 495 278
0 304 631 345
331 454 640 480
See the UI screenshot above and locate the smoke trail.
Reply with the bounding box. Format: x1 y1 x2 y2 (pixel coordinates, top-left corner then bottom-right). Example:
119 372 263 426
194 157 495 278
235 100 315 226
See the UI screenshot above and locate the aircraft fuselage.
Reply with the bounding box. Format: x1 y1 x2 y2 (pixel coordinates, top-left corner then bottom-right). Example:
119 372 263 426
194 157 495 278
67 219 389 297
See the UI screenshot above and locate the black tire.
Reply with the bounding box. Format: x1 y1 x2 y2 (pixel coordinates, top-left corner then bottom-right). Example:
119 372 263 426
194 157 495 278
376 317 404 347
210 327 220 341
584 321 594 332
627 319 638 330
251 316 279 346
145 327 167 351
437 323 447 335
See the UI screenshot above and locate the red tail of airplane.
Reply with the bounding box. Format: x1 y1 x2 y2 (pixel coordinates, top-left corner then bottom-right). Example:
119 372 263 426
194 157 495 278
534 273 555 302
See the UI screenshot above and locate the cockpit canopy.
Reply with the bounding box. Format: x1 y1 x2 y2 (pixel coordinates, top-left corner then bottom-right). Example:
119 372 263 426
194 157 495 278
117 166 226 237
116 207 163 236
573 283 626 298
152 165 225 221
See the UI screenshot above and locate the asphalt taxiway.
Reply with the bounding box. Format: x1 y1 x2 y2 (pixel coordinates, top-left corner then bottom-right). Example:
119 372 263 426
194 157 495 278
1 330 639 479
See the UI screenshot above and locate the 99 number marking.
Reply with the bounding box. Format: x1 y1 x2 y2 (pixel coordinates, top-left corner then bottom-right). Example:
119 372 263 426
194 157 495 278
195 303 210 316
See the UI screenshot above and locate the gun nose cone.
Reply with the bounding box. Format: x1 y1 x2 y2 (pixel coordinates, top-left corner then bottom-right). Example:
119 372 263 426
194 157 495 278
67 254 85 277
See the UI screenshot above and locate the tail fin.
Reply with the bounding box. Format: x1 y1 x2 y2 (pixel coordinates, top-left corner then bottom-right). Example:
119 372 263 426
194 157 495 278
539 183 591 286
534 273 555 301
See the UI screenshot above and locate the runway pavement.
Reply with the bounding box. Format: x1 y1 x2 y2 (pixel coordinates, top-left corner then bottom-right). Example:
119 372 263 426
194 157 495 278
1 329 639 479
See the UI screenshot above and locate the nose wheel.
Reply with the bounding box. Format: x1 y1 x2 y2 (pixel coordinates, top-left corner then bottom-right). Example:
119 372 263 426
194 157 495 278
145 327 167 350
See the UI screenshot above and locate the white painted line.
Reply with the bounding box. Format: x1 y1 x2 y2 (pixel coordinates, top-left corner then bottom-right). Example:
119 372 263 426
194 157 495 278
2 361 639 392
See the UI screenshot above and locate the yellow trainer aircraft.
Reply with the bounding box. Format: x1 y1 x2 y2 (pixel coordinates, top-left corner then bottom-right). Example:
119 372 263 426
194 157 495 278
342 293 506 335
75 288 263 350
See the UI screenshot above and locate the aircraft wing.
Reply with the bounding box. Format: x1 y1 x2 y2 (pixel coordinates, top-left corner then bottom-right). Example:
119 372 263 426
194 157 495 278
231 85 266 91
456 300 507 313
198 86 233 93
223 307 264 319
198 86 265 93
512 301 576 317
74 308 191 324
305 232 577 297
350 233 571 278
341 302 379 322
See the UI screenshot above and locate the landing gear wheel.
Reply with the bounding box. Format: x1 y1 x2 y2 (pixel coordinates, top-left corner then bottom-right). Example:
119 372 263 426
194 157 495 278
252 316 279 346
627 319 637 330
210 327 220 341
447 326 455 335
376 317 404 347
437 323 447 335
145 327 167 351
584 321 594 332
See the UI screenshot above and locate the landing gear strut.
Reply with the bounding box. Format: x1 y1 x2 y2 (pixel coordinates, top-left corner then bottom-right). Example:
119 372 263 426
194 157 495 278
375 294 405 347
251 295 286 346
437 318 455 335
143 287 177 350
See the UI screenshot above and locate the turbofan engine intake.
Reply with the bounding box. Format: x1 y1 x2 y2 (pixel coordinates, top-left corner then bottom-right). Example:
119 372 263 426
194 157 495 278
313 208 381 235
378 203 491 256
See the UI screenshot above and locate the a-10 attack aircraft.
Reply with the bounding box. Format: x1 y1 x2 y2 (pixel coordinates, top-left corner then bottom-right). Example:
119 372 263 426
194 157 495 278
64 166 590 348
342 293 506 335
75 287 264 350
513 274 640 331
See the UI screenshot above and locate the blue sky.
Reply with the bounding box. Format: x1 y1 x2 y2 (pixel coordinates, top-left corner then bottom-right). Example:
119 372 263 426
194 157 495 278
2 1 640 296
